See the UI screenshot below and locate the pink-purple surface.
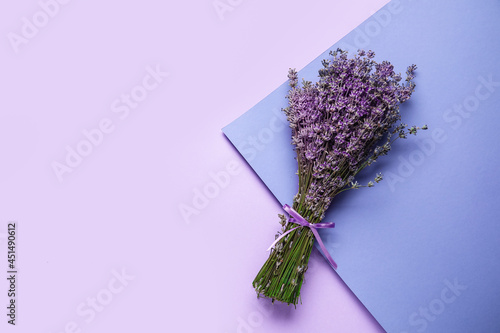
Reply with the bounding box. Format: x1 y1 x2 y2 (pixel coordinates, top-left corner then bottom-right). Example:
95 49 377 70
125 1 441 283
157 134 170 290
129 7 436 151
1 1 390 332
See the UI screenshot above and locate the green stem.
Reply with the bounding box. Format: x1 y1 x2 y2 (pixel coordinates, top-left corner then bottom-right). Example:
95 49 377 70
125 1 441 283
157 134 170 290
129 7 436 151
252 204 318 306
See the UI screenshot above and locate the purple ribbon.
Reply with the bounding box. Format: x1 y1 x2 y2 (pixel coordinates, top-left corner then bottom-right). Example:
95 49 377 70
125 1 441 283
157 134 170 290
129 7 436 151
267 204 338 270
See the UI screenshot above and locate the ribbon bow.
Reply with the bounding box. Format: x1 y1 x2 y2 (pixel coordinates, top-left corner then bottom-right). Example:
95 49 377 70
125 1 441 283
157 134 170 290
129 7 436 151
267 204 338 270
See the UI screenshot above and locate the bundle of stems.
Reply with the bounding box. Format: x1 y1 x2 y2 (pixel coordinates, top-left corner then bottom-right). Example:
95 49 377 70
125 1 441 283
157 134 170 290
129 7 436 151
252 49 426 306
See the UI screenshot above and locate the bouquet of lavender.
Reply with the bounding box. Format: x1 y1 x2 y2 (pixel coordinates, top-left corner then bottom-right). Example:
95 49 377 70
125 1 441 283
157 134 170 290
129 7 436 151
253 49 426 306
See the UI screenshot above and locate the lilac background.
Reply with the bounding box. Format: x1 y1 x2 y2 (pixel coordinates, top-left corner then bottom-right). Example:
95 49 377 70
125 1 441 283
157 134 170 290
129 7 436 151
0 0 390 332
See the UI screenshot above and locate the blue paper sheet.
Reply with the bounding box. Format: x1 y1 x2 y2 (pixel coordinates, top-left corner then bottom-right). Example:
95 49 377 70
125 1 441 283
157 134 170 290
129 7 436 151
223 1 500 331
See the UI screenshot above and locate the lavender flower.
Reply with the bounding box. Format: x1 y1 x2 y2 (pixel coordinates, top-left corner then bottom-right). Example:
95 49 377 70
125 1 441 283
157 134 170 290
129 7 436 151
283 49 421 214
253 49 426 306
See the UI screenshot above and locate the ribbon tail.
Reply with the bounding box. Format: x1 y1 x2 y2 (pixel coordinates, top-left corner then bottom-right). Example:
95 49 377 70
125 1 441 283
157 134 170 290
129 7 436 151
314 222 336 229
266 226 300 252
309 227 338 270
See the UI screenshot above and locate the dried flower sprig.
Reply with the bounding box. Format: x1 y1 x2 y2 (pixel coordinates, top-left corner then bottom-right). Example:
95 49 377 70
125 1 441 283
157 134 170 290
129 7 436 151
252 49 426 306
